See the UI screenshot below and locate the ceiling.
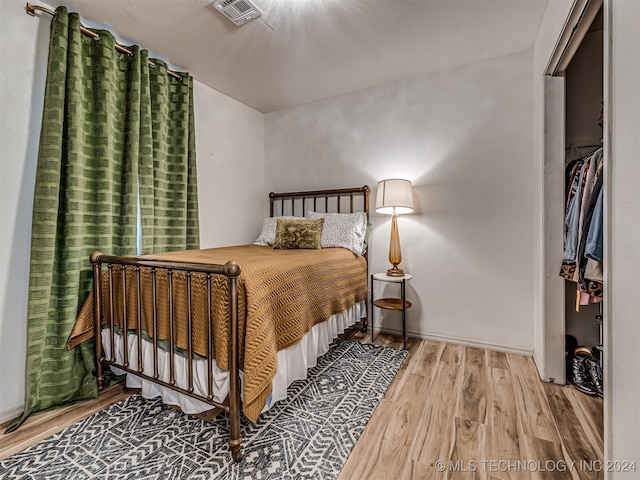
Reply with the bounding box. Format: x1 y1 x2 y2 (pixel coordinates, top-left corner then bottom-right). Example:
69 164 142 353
42 0 549 113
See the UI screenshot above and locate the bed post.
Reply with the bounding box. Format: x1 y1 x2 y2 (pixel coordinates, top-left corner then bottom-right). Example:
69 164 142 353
225 260 243 462
90 251 104 389
362 185 370 332
269 192 275 217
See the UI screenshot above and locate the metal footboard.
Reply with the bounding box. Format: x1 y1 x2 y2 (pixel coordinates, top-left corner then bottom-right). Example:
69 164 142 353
90 251 244 462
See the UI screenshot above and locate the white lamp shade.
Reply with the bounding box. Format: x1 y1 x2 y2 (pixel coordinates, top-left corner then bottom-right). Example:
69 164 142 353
375 179 414 215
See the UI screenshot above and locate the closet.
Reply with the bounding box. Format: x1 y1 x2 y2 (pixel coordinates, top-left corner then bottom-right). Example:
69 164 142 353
542 0 604 400
563 7 604 369
543 0 640 466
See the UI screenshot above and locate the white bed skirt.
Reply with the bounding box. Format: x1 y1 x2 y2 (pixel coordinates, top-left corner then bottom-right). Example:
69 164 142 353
102 301 365 415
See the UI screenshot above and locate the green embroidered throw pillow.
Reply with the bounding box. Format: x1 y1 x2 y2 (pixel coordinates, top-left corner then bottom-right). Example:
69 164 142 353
273 218 325 250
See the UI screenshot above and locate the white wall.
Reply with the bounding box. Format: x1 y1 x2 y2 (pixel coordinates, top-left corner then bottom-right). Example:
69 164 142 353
194 81 266 248
605 0 640 471
0 0 265 421
266 49 536 354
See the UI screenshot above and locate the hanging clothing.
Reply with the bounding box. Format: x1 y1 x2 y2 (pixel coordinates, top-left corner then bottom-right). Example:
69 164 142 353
563 158 590 261
562 149 603 263
559 148 604 303
575 158 603 285
585 189 604 262
575 150 602 261
584 258 603 282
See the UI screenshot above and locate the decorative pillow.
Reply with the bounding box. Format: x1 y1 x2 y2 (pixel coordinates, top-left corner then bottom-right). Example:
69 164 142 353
273 218 325 250
254 216 300 246
306 211 368 255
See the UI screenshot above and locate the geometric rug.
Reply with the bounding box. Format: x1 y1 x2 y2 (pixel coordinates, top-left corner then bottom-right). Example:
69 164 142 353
0 339 406 479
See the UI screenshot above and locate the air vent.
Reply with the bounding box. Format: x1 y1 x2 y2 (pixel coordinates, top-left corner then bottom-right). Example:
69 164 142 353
212 0 262 26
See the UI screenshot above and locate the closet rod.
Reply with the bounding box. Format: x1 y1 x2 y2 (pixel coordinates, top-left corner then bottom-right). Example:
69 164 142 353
25 3 183 81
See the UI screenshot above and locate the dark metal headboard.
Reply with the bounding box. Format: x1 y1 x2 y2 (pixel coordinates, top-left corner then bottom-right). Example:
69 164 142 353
269 186 371 331
269 186 371 220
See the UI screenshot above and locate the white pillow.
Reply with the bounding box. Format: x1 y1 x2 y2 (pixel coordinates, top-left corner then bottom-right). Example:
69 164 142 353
254 216 301 246
306 211 367 255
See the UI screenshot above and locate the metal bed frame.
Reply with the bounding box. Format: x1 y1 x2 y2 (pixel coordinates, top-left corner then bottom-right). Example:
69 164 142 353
90 186 370 462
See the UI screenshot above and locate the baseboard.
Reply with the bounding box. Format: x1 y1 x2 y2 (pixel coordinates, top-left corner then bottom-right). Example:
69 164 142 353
375 327 534 356
0 404 23 425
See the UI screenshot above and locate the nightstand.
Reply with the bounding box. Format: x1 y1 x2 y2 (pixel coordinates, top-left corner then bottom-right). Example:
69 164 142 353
371 273 412 349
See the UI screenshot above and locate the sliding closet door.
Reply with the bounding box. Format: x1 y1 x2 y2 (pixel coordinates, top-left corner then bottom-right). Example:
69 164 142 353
542 74 566 384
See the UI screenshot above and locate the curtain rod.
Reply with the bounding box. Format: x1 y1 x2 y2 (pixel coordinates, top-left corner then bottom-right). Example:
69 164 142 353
26 2 183 81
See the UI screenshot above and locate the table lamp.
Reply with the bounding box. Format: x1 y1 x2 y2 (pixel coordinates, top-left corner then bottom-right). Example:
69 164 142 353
375 179 414 276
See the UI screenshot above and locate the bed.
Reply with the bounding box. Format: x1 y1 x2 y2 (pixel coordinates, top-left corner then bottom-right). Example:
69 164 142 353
67 186 371 462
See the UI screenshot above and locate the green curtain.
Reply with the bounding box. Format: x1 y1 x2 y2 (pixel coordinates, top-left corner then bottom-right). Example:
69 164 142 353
8 6 199 432
140 54 199 253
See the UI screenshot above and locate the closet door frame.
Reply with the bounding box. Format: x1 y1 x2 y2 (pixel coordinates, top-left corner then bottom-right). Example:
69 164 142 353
542 0 603 386
543 0 640 471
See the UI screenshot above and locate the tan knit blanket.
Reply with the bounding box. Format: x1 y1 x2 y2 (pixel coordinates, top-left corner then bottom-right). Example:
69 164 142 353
68 245 367 422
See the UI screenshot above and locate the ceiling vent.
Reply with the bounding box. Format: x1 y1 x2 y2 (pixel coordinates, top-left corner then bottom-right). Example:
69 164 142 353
212 0 262 26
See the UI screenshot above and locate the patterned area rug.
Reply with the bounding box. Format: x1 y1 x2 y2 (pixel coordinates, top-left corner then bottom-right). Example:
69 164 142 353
1 339 406 479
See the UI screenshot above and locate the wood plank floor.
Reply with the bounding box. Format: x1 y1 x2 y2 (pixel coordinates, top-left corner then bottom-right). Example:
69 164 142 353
339 330 604 480
0 331 604 480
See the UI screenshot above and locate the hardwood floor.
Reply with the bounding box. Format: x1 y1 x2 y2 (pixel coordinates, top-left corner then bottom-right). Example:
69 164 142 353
339 330 604 480
0 331 604 480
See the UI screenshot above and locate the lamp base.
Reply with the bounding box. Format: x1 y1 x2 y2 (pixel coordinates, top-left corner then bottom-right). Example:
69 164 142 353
387 266 405 277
